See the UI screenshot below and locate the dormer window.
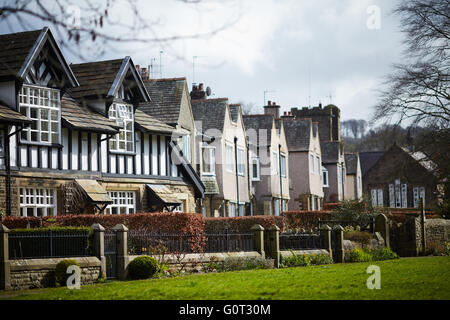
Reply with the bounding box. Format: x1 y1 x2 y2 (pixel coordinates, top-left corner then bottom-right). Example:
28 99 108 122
109 103 134 153
19 85 61 144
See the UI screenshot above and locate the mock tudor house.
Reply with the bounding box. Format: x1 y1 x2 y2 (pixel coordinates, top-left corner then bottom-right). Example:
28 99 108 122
344 153 362 201
290 104 346 202
280 112 324 211
0 27 204 217
361 144 442 209
243 112 290 216
191 92 250 217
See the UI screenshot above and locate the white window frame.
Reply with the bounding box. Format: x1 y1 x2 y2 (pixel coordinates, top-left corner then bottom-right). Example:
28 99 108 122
202 146 216 176
108 103 134 153
371 188 383 207
226 144 234 173
274 198 280 216
228 202 236 217
401 184 408 208
310 154 315 174
173 201 184 213
105 191 136 214
19 188 57 217
316 156 320 175
19 85 61 145
251 157 260 181
272 152 278 174
413 186 426 208
280 154 287 178
322 167 329 187
238 202 245 217
237 148 245 176
181 134 191 162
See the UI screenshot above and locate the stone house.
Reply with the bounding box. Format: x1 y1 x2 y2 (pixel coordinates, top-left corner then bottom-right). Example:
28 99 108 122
0 27 204 217
344 153 362 201
361 143 442 209
191 94 250 217
290 104 346 202
243 112 290 216
281 114 324 211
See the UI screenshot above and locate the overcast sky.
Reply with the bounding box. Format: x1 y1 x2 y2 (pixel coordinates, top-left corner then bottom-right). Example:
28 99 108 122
1 0 406 122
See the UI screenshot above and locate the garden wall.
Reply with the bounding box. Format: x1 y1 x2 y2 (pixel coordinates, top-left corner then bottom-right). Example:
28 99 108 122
9 256 101 290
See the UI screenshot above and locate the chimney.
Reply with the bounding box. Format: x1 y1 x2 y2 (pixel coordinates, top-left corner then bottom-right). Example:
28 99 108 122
190 82 206 100
264 101 280 118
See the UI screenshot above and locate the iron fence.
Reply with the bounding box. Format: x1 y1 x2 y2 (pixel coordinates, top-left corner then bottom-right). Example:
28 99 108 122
279 233 322 250
8 229 91 259
128 230 254 255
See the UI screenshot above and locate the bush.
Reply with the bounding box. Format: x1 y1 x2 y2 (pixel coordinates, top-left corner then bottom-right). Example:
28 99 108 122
310 254 334 265
425 241 450 256
370 247 399 261
280 252 333 268
128 256 159 280
344 248 373 263
282 211 332 230
55 259 80 286
330 197 379 227
205 216 285 233
214 257 272 272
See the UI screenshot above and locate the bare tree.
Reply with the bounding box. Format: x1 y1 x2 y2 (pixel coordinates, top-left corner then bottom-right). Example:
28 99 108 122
373 0 450 129
240 102 257 115
0 0 241 60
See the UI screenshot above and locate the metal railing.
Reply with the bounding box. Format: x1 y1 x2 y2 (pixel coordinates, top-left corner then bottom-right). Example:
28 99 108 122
8 229 91 259
127 230 254 255
279 233 322 250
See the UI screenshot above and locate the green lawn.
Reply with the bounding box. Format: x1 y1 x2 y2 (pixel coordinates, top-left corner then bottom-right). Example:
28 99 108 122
1 256 449 300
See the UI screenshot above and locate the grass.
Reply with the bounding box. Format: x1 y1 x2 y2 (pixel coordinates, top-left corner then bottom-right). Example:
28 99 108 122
1 256 449 300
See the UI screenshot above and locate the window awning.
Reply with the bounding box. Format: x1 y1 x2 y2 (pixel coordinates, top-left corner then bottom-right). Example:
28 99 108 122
75 179 113 209
146 184 181 212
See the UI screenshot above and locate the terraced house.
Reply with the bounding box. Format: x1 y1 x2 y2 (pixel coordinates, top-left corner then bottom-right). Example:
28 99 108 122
191 87 250 217
0 27 204 217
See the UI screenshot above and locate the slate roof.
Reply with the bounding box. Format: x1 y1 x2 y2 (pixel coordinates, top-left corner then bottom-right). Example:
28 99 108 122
0 101 32 125
68 59 124 99
243 114 274 147
345 153 359 175
191 98 228 138
202 176 219 195
321 141 341 164
139 78 186 125
134 109 176 135
402 147 437 174
0 29 42 79
282 118 311 152
61 94 119 134
359 151 384 176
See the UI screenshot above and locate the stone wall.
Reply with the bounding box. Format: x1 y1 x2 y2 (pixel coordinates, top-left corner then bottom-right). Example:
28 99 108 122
9 256 101 290
425 219 450 248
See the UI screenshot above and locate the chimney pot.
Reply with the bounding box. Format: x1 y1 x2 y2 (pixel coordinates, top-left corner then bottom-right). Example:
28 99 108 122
267 100 271 106
284 111 287 116
273 102 276 106
199 83 204 91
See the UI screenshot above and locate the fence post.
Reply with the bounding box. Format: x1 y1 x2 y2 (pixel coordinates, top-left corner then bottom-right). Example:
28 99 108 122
268 225 280 268
113 224 128 280
250 224 265 259
0 224 11 290
334 225 345 263
374 214 390 248
319 224 332 258
91 223 106 279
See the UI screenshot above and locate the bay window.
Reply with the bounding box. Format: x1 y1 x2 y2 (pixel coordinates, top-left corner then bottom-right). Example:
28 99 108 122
310 154 315 174
229 202 236 217
280 154 286 177
226 144 234 172
237 148 245 176
202 146 215 175
19 188 57 217
19 85 60 144
322 167 329 187
106 191 136 214
316 156 320 174
181 134 191 162
272 152 278 174
108 103 134 153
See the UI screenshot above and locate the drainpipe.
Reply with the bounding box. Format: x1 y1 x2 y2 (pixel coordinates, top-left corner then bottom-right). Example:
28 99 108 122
278 143 283 215
234 137 239 216
246 137 251 216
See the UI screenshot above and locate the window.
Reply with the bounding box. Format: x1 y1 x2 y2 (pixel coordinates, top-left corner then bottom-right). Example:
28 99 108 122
322 167 329 187
401 184 408 208
274 198 280 216
229 202 236 217
0 129 4 156
202 146 215 175
316 156 320 174
337 164 342 185
389 184 395 208
371 189 383 207
181 134 191 162
395 179 401 208
19 85 60 144
106 191 136 214
251 157 260 181
238 203 245 217
19 188 57 217
413 186 426 208
310 154 315 173
226 144 234 172
280 154 286 177
108 103 134 153
173 202 184 213
237 148 245 176
311 196 316 211
273 152 278 174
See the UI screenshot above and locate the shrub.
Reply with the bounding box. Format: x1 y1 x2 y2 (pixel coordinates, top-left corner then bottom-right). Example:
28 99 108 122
281 252 312 268
370 247 399 261
282 211 332 230
344 248 373 263
330 197 379 227
215 257 272 272
205 216 285 233
128 256 159 280
55 259 80 286
425 241 450 256
310 254 334 265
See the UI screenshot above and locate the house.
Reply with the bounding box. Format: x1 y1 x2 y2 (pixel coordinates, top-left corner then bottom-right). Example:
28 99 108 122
344 153 362 201
191 91 250 217
243 112 290 216
0 27 204 217
281 111 324 211
361 143 442 209
290 104 346 202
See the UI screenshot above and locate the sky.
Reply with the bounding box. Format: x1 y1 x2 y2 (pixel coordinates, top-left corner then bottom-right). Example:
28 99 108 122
0 0 406 123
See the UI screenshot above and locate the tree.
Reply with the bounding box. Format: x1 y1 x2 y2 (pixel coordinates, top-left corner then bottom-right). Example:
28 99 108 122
0 0 240 60
373 0 449 129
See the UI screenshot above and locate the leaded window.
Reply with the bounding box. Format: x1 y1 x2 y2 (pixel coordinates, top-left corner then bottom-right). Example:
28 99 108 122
108 103 134 152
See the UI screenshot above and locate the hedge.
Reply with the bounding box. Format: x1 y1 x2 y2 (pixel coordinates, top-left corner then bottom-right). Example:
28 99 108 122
282 211 333 230
205 216 285 233
2 212 205 235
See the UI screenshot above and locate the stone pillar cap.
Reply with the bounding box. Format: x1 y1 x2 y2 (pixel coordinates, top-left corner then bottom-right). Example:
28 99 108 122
0 224 10 233
91 223 105 231
112 224 129 232
251 224 265 231
334 225 344 231
268 224 280 231
320 224 331 231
